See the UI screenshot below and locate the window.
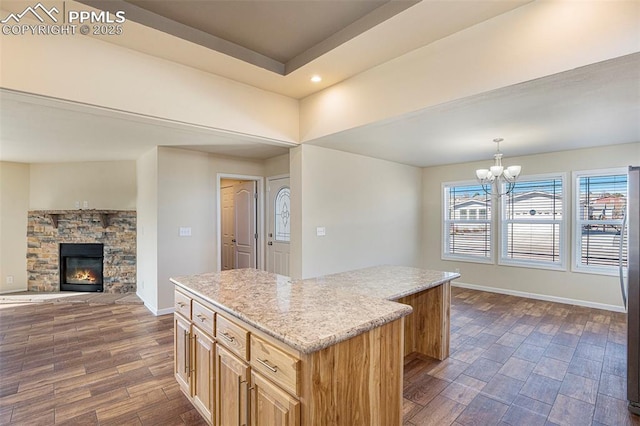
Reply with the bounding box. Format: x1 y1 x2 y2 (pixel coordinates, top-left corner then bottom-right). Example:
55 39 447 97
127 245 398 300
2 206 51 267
274 187 291 242
443 182 492 262
574 169 627 275
500 174 566 270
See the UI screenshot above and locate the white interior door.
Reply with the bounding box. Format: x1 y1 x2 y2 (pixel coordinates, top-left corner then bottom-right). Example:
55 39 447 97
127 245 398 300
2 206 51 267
266 177 290 275
221 185 235 271
234 181 257 269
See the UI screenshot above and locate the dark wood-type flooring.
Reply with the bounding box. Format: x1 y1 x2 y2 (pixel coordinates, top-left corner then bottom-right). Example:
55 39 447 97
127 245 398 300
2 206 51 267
404 288 639 426
0 288 638 425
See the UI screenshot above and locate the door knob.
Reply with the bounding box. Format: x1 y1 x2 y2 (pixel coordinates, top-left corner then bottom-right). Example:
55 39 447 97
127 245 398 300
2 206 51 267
268 242 273 246
232 239 236 243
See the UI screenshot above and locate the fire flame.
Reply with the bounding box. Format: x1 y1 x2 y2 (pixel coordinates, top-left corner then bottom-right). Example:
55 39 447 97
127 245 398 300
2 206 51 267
71 269 97 283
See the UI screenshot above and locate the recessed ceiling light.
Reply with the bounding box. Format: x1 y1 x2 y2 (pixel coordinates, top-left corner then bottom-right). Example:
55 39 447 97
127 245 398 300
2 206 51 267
310 75 322 83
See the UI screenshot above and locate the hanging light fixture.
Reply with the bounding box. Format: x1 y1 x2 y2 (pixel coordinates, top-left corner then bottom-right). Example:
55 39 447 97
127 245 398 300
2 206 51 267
475 138 522 197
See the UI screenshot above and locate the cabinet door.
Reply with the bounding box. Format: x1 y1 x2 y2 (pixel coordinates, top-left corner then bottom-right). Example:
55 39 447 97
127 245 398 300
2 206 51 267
217 344 250 426
174 314 191 395
192 326 215 425
250 371 299 426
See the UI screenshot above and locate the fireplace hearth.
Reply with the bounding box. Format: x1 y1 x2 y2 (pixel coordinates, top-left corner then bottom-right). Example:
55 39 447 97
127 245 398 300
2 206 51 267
60 243 104 292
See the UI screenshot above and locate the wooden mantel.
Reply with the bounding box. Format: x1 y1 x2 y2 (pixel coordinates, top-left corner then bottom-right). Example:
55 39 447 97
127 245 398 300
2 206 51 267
34 210 127 229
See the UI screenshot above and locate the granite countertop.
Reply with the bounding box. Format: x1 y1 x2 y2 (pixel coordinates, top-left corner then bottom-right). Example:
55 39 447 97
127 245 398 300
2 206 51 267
309 265 460 301
171 266 460 354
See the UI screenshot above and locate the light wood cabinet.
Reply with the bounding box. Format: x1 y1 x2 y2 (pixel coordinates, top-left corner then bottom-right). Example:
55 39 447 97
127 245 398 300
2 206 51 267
216 344 250 426
192 326 215 424
251 371 300 426
174 313 191 396
175 286 403 425
250 335 300 397
174 290 216 426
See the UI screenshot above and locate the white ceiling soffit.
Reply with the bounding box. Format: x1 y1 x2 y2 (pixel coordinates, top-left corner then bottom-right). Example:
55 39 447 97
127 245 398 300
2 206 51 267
305 53 640 168
0 90 293 164
71 0 533 99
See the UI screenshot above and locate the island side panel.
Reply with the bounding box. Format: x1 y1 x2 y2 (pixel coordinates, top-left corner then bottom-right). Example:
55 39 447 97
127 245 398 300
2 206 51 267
300 318 404 426
397 281 450 360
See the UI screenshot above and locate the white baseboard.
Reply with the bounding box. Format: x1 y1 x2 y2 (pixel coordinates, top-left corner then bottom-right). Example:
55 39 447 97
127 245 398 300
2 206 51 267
155 306 175 316
0 288 28 295
142 303 175 316
452 281 626 313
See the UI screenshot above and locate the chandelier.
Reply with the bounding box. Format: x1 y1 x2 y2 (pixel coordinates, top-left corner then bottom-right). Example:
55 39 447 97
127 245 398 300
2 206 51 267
475 138 522 197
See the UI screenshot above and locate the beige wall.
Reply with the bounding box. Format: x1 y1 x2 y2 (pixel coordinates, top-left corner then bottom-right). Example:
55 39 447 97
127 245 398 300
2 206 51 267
264 153 290 177
291 145 422 279
152 147 267 312
156 147 215 312
0 162 30 293
29 161 136 210
136 148 158 311
422 142 640 309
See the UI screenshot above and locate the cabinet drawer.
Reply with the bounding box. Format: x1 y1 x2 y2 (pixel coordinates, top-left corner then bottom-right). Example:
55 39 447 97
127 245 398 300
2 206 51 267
192 300 215 335
174 290 191 319
250 336 300 396
216 314 249 361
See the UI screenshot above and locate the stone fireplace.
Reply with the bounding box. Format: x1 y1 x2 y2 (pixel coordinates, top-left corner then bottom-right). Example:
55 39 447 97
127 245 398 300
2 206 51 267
27 210 136 293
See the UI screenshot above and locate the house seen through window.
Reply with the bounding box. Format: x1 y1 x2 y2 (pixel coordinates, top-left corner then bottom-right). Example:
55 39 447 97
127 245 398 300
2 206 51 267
574 169 627 274
500 174 566 269
443 183 492 262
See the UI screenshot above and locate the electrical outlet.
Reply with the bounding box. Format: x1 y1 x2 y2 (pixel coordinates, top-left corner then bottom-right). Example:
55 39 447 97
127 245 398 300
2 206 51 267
75 201 80 209
140 280 144 289
316 226 326 236
83 201 89 208
6 276 14 285
179 227 192 237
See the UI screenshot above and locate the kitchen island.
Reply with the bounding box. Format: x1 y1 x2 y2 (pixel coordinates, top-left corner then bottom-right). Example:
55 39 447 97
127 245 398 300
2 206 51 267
171 265 459 426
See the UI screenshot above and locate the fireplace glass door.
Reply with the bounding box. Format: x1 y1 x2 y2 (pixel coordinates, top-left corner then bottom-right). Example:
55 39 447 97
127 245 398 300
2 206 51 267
60 243 104 292
65 257 102 285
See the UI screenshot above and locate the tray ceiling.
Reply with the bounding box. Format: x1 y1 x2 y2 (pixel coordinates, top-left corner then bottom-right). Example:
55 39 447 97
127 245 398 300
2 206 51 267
79 0 418 75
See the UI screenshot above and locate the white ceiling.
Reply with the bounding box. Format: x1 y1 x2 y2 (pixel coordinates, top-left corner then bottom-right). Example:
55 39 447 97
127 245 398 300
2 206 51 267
0 1 638 166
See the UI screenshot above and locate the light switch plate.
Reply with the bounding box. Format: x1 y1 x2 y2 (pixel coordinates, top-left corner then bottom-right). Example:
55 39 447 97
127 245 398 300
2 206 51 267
179 227 192 237
316 226 326 236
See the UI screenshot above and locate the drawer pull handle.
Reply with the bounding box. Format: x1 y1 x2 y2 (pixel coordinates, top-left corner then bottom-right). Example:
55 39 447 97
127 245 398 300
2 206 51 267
221 332 235 343
196 313 206 322
256 358 278 373
177 302 185 308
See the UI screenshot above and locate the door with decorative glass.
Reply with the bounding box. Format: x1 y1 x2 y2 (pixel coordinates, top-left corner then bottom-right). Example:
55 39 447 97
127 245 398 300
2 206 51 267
267 177 290 275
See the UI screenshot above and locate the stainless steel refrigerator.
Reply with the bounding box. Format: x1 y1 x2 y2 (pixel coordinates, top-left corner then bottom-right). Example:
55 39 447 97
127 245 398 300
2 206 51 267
627 166 640 415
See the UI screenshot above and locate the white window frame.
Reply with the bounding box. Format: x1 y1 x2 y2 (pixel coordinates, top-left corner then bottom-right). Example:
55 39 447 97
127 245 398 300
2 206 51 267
499 172 567 271
572 167 627 276
442 180 493 264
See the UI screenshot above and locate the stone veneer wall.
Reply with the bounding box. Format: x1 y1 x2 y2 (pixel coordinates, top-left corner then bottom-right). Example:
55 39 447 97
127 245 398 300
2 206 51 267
27 211 136 293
